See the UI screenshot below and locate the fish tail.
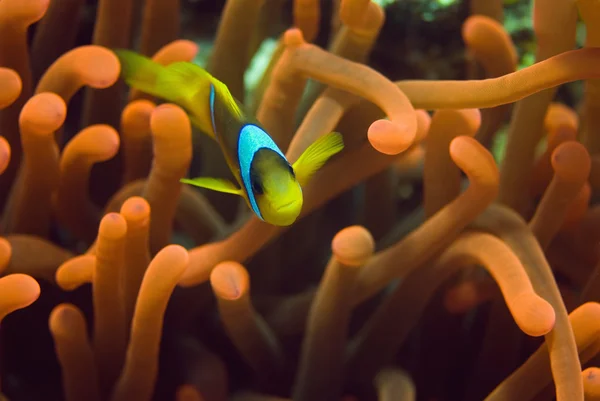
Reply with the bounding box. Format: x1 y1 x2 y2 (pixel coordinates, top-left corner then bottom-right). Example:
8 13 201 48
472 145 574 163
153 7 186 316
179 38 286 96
113 49 173 100
114 48 216 135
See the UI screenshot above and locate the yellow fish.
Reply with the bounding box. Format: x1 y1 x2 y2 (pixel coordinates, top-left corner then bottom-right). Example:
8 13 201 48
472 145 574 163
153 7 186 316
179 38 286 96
113 49 344 226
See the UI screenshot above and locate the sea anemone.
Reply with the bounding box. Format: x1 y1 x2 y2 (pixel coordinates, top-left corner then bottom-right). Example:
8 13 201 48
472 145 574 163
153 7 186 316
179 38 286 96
0 0 599 400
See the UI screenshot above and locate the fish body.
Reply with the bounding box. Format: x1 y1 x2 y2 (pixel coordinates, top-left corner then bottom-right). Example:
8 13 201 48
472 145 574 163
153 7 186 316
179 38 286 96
114 49 344 226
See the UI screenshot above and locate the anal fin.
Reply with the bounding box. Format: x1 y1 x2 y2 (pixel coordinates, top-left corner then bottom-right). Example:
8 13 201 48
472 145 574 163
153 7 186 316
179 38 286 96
180 177 242 195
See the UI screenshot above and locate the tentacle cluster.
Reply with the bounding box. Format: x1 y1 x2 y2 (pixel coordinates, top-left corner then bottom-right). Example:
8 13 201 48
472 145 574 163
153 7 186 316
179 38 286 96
0 0 599 400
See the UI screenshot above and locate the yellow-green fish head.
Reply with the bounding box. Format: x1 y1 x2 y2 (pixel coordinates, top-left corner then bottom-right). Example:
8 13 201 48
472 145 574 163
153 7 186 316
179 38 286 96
251 148 303 226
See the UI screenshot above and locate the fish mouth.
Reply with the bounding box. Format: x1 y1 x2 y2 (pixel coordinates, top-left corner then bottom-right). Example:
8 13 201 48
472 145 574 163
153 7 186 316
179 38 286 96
277 200 298 212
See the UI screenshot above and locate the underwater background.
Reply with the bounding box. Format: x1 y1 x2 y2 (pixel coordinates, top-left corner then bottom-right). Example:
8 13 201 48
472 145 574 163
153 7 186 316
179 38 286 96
0 0 599 400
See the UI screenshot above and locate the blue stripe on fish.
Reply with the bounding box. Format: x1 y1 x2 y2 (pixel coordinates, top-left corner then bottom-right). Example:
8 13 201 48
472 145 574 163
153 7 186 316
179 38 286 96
238 124 286 220
209 84 217 137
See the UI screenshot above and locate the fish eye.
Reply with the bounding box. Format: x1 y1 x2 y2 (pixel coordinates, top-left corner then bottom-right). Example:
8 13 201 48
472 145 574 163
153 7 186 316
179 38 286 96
251 178 263 195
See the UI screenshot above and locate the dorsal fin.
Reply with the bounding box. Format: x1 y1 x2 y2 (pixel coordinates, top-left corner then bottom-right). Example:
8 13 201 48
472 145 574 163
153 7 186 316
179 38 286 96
157 61 245 132
155 62 211 104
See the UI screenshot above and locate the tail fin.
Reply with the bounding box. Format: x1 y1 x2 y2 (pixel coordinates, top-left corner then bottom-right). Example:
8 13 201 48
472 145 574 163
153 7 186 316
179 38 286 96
114 49 172 100
113 49 214 135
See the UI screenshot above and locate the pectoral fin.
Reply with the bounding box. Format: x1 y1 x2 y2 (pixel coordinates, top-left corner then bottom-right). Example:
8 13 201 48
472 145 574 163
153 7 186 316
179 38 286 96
292 131 344 187
180 177 243 195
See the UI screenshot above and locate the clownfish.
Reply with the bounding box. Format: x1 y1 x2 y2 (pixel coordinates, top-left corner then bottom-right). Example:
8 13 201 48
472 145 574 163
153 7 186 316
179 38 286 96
113 49 344 227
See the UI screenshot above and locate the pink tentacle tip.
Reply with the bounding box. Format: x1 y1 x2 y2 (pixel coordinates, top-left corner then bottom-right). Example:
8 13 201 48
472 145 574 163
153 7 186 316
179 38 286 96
284 28 307 47
0 137 11 175
99 212 128 239
49 303 85 336
332 225 375 267
120 196 151 223
95 47 121 87
551 141 591 181
210 261 248 300
0 274 41 307
1 0 51 25
367 119 416 155
511 292 556 337
157 244 189 266
20 92 67 134
151 103 188 125
461 108 482 131
0 68 22 109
